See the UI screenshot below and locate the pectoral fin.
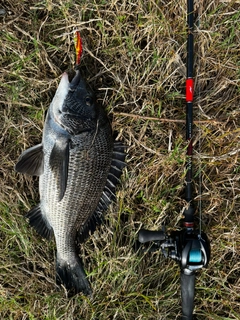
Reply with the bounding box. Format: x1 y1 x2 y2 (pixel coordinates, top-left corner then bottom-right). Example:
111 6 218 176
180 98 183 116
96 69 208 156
49 138 70 202
15 144 44 176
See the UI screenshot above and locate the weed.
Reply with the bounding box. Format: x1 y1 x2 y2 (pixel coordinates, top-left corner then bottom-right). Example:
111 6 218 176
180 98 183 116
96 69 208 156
0 0 239 319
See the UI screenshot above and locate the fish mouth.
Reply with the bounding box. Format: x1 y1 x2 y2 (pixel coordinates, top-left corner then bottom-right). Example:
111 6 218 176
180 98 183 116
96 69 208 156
52 71 82 116
50 72 69 123
69 70 82 90
51 70 94 133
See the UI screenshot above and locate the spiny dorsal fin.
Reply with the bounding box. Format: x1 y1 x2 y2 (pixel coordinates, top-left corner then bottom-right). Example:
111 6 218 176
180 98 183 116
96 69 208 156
77 141 126 243
15 144 44 176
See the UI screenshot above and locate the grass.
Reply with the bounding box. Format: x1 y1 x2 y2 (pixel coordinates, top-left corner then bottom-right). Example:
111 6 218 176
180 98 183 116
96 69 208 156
0 0 240 319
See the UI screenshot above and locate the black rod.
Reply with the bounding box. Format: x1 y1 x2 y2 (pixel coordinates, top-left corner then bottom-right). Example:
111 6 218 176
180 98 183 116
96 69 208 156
183 0 195 228
187 0 194 78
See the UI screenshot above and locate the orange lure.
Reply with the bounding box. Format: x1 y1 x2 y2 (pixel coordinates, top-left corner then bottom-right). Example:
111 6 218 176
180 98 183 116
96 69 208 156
74 31 83 66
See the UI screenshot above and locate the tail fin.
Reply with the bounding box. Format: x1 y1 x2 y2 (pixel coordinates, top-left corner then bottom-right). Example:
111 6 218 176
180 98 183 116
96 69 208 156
56 256 92 296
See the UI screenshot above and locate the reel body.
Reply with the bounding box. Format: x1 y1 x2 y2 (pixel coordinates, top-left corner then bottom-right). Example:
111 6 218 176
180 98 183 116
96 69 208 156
138 228 210 274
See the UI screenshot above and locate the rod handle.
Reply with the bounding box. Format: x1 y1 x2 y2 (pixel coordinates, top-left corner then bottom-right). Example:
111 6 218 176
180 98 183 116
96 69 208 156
181 271 195 320
138 229 166 243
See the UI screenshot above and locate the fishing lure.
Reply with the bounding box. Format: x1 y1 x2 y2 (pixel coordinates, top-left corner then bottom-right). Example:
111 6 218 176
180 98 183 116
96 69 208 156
74 31 83 66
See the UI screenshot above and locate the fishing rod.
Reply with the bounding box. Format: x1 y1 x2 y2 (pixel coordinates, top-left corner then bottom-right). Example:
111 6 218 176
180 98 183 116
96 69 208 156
137 1 210 319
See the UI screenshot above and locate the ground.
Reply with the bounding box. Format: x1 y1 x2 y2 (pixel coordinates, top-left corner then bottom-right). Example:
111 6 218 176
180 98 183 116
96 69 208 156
0 0 239 319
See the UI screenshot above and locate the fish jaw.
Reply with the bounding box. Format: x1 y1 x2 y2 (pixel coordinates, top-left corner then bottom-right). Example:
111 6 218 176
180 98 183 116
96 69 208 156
60 74 98 134
48 70 98 135
62 70 97 118
51 73 70 125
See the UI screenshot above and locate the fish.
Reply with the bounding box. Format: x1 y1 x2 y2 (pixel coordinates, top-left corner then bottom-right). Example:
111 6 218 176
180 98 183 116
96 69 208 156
15 69 126 296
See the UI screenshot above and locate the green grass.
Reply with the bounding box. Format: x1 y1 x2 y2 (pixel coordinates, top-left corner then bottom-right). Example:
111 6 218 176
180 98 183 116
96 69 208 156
0 0 240 319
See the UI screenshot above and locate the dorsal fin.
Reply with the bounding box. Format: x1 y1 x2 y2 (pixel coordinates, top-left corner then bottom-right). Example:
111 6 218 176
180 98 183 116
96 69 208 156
77 141 126 243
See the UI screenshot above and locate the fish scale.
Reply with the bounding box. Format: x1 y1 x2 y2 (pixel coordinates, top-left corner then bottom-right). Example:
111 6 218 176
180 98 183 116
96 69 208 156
40 128 113 259
15 70 125 296
44 134 112 231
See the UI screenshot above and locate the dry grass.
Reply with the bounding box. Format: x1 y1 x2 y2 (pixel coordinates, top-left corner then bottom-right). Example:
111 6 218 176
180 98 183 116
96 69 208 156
0 0 239 319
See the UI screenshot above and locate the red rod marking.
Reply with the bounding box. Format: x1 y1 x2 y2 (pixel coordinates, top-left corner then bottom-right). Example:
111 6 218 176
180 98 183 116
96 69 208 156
186 78 194 102
184 222 194 228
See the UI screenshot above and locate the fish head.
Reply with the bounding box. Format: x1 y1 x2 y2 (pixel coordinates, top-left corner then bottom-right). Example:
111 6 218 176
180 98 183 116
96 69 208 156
51 71 98 135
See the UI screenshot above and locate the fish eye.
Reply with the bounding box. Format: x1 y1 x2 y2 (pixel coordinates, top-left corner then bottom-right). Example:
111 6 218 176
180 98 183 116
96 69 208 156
85 96 91 106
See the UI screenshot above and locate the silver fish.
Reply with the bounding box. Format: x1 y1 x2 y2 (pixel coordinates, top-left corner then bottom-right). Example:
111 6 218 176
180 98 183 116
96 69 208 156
15 70 125 296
